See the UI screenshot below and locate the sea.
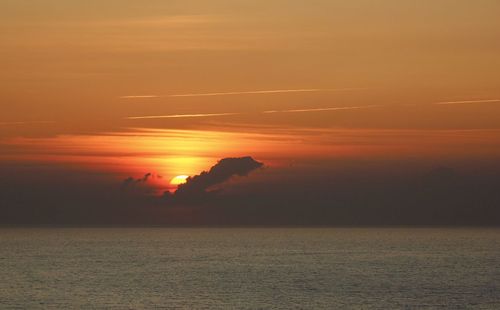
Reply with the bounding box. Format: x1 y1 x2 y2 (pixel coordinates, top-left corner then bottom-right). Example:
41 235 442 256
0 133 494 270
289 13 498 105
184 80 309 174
0 228 499 309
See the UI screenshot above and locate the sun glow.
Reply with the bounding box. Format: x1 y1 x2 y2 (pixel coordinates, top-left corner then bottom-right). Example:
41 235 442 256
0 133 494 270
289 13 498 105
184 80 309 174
170 175 189 186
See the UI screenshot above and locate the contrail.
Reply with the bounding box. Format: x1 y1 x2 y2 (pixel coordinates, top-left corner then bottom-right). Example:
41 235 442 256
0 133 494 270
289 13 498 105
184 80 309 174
263 105 382 114
126 113 239 120
168 88 362 97
434 99 500 105
120 95 160 99
125 105 381 120
120 88 367 99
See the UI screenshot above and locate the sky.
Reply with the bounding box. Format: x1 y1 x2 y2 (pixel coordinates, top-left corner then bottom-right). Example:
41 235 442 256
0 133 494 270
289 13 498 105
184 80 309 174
1 0 500 225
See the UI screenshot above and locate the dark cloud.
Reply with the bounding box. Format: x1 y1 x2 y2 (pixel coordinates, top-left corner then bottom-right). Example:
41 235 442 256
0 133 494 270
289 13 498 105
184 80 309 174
121 172 155 187
171 156 263 203
120 173 163 196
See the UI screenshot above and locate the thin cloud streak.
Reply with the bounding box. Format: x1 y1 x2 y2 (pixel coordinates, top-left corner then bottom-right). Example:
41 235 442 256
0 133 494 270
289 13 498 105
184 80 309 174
120 88 367 99
126 113 240 120
434 99 500 105
120 95 160 99
263 105 382 114
123 97 500 122
125 105 381 120
168 88 363 97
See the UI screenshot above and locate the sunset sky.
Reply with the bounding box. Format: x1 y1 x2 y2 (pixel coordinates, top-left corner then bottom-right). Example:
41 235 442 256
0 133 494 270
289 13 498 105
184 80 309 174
1 1 500 225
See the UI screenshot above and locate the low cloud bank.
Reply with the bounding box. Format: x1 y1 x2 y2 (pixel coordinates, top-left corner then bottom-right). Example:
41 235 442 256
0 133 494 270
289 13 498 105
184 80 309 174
1 159 500 226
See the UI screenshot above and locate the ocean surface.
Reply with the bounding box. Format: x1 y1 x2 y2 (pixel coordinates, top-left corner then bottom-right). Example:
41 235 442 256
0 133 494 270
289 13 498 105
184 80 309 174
0 228 499 309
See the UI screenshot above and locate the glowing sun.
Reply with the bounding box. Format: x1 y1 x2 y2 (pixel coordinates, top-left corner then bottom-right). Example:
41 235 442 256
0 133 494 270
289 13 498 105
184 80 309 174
170 175 189 186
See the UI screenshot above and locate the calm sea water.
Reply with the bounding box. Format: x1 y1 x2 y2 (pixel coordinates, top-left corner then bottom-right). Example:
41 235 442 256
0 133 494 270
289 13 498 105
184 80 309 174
0 228 499 309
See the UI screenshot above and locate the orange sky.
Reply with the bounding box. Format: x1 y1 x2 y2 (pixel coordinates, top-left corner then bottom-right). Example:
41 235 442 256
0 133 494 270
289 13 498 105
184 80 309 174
1 0 500 183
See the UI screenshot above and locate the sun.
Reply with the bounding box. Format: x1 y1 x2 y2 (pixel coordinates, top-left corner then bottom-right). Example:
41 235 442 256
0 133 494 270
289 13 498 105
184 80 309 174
170 175 189 186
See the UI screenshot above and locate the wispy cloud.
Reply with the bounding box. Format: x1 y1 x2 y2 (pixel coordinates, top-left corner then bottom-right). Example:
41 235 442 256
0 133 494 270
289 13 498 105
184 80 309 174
120 95 160 99
125 105 381 120
434 99 500 105
263 105 382 114
119 88 367 99
126 113 239 120
168 88 363 98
